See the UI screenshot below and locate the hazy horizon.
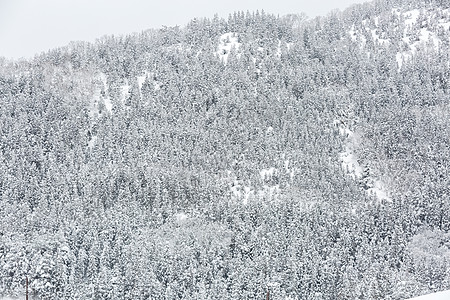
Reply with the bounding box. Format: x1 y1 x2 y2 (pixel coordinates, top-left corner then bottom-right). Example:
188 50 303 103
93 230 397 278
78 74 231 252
0 0 369 59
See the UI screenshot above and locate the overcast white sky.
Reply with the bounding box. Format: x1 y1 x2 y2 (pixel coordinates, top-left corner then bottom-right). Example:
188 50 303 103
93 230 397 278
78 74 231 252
0 0 368 59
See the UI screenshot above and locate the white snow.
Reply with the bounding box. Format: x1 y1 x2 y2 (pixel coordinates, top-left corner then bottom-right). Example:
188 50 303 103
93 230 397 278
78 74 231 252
121 83 130 101
104 97 112 112
137 71 161 92
87 135 98 150
154 81 162 91
137 74 146 90
258 184 280 201
216 32 241 64
174 212 188 223
440 21 450 30
284 160 289 171
333 119 352 136
228 179 254 204
395 8 448 70
276 41 282 57
334 119 391 202
367 180 391 201
396 53 404 69
230 180 242 199
406 290 450 300
374 16 380 26
349 25 357 42
88 72 111 115
404 9 421 27
99 73 112 113
226 165 283 204
242 186 254 205
340 144 363 179
275 41 293 57
289 169 295 182
260 167 277 181
371 29 389 45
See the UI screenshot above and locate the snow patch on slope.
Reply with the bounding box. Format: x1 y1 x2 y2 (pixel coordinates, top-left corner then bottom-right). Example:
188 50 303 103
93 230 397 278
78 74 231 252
371 29 389 45
99 73 112 113
137 74 146 90
174 212 188 224
120 83 130 102
216 32 241 64
395 8 449 69
225 156 298 205
404 9 421 27
334 119 391 202
260 167 277 180
349 25 357 42
406 290 450 300
340 143 363 179
352 7 449 70
87 135 98 150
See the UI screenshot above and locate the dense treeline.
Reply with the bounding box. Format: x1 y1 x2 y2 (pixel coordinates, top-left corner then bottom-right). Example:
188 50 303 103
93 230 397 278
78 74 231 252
0 0 449 299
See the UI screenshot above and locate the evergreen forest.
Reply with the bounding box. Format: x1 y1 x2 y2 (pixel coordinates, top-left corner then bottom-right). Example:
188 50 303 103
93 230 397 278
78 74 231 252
0 0 449 298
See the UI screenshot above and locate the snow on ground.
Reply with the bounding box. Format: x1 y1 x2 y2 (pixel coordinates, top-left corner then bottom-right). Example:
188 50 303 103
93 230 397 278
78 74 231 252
174 212 188 224
371 29 389 45
216 32 241 64
89 73 109 115
137 74 146 90
340 144 363 179
228 178 256 205
349 25 357 42
367 180 391 202
242 186 254 205
154 81 162 91
396 28 438 70
95 73 131 111
404 9 421 26
87 135 98 150
120 83 130 101
374 16 380 26
334 119 391 202
258 184 280 201
225 158 295 205
354 8 448 70
406 290 450 300
395 8 449 69
396 53 407 70
260 167 277 181
334 119 363 179
438 9 450 30
138 72 162 92
99 73 112 113
276 41 282 57
440 21 450 30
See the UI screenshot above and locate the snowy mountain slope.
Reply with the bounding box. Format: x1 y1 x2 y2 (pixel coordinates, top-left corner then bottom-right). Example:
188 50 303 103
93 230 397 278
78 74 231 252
347 4 450 69
0 1 449 299
406 290 450 300
334 118 391 202
216 32 241 64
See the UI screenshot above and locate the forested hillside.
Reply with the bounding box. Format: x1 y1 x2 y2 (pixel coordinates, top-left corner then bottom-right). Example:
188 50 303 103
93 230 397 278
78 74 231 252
0 0 449 299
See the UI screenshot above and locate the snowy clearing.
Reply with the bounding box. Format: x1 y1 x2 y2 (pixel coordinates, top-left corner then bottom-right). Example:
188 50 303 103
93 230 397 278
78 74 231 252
334 119 391 202
99 73 112 113
216 32 241 64
406 290 450 300
404 9 421 27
